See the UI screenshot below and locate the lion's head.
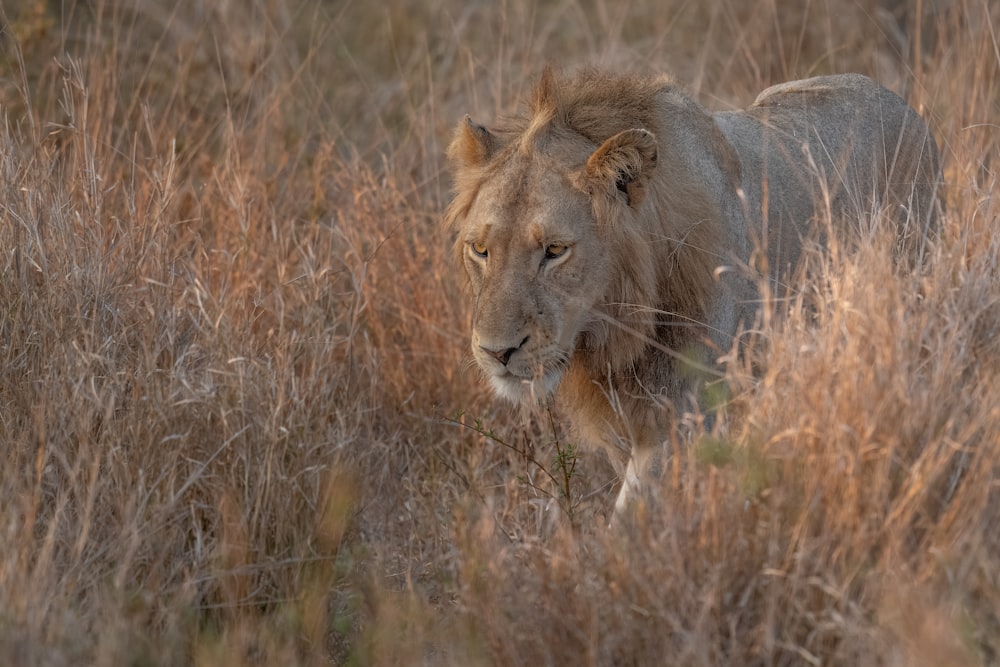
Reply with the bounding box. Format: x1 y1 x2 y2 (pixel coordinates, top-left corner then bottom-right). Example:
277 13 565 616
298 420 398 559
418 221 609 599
445 68 725 405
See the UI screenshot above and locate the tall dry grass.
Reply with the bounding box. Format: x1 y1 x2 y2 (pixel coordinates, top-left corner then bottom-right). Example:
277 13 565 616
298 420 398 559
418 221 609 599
0 0 997 665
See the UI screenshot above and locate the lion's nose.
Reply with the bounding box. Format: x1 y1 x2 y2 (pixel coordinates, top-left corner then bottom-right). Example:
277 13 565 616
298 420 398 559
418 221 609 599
481 336 529 366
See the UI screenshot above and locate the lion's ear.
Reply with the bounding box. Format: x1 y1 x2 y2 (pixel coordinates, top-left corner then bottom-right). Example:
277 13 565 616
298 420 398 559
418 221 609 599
448 115 497 167
585 128 658 207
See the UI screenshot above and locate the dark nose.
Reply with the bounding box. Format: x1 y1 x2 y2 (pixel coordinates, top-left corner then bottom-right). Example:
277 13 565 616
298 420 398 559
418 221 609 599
481 336 529 366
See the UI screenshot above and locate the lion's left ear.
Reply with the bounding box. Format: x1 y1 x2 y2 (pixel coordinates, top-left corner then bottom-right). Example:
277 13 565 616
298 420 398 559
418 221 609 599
584 128 658 207
448 115 497 168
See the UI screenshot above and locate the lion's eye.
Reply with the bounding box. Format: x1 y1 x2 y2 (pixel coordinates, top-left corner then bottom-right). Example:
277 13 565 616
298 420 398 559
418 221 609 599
544 243 568 259
471 241 488 258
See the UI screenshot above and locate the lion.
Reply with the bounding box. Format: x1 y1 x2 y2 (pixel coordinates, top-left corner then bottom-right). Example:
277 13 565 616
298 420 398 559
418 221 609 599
445 67 940 520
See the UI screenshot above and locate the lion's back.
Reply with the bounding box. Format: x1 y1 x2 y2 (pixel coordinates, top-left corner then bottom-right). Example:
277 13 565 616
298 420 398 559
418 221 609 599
714 73 940 274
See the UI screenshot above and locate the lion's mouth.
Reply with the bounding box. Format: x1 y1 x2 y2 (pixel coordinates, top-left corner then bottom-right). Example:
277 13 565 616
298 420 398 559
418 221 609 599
484 364 565 404
471 334 572 404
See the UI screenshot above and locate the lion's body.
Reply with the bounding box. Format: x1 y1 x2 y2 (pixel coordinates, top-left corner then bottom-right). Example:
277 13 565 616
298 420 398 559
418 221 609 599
446 68 940 518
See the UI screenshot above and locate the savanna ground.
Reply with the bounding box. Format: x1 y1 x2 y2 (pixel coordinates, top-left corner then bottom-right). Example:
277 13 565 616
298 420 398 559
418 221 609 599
0 0 998 664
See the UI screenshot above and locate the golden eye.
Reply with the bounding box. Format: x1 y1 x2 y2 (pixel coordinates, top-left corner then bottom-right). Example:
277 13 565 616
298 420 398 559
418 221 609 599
544 243 568 259
471 241 488 257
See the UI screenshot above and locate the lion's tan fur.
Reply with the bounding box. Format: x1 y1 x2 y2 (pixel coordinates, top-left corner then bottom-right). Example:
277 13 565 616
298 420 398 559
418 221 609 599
446 67 940 514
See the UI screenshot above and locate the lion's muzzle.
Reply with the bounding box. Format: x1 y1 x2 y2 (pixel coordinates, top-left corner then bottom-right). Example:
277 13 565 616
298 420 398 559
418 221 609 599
471 329 567 403
479 335 529 366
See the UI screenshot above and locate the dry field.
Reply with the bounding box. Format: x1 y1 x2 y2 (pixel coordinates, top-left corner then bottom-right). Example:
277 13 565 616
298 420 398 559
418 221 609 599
1 0 998 665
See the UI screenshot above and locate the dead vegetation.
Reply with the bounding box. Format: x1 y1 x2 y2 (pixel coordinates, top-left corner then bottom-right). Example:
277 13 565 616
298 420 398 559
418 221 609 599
0 0 997 664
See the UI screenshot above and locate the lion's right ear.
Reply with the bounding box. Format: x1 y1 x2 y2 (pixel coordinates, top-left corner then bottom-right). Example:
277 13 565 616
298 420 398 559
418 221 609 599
448 115 497 167
584 128 658 207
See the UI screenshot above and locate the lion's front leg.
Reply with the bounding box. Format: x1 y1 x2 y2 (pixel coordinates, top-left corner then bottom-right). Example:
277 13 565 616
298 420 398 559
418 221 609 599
610 444 656 526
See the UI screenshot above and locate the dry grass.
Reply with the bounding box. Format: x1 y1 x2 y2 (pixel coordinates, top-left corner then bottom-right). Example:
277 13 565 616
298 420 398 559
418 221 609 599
0 0 997 665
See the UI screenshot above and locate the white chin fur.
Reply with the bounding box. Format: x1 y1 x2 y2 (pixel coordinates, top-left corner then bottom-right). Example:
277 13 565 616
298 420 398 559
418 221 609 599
488 370 563 404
